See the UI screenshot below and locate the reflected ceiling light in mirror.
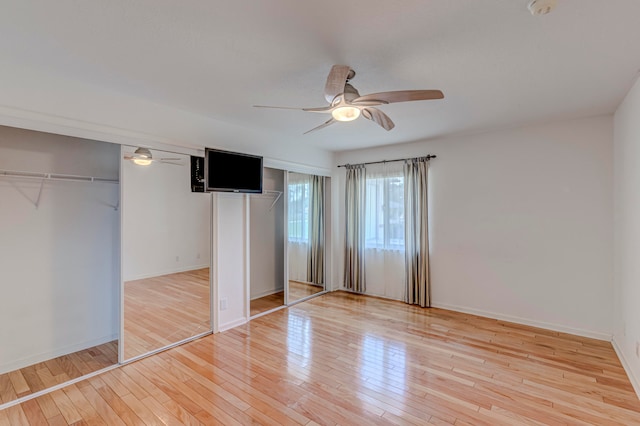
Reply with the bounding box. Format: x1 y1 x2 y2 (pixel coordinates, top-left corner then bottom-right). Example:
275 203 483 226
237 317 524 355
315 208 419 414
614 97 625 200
132 147 152 166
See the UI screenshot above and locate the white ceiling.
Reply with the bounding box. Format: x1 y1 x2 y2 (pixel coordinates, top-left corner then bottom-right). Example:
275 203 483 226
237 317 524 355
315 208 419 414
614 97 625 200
2 0 640 152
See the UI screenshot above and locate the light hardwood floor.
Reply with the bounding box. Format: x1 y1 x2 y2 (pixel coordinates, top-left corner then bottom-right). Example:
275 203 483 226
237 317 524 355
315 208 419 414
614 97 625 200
0 341 117 406
288 280 324 302
2 291 640 425
123 268 211 360
250 281 324 317
250 292 284 317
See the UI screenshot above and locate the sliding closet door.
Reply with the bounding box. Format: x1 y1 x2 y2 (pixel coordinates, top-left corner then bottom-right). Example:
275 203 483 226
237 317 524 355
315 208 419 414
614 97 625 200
120 145 211 362
287 172 326 304
248 167 285 317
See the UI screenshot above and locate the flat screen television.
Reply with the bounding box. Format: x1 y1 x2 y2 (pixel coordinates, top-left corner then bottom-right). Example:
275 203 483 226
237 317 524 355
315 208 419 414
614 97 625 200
205 148 263 193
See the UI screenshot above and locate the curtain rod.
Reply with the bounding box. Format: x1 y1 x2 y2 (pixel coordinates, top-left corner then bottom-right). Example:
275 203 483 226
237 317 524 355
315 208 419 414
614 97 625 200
337 155 436 168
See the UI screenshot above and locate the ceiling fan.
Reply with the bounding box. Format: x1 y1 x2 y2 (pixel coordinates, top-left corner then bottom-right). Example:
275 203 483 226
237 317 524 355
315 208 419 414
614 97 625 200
254 65 444 134
123 147 183 166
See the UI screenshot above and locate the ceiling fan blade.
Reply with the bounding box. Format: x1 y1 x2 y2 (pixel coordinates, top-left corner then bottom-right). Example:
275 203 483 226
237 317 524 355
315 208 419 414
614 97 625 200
350 99 389 107
303 118 337 135
302 106 333 113
354 90 444 105
362 108 395 131
324 65 353 103
253 105 307 110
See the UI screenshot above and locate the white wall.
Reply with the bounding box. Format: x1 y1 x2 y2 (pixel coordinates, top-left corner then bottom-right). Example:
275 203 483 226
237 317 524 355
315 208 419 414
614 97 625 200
122 146 210 280
613 77 640 395
249 168 285 299
214 194 249 331
0 126 119 373
334 116 614 339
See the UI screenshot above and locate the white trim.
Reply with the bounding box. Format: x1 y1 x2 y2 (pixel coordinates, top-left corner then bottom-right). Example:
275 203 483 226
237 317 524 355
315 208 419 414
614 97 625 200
0 363 120 411
288 290 328 306
0 105 203 155
218 317 248 332
250 305 287 320
211 193 219 333
0 334 118 375
120 331 211 364
123 264 210 282
244 195 251 323
431 302 612 341
264 157 331 177
612 336 640 400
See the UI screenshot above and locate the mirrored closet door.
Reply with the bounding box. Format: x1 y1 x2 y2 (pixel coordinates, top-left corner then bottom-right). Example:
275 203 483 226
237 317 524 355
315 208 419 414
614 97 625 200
121 146 211 362
287 172 326 304
249 167 286 317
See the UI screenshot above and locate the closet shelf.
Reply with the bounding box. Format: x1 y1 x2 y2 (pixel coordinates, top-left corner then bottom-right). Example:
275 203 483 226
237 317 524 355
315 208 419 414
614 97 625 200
1 168 119 210
0 168 119 184
252 190 283 211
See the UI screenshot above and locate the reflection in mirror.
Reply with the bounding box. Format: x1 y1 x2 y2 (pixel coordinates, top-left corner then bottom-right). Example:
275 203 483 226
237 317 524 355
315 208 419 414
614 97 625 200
0 126 119 405
121 146 211 361
287 172 325 304
249 167 286 317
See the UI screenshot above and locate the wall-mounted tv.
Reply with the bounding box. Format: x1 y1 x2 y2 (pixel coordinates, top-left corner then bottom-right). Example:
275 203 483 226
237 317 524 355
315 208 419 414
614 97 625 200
205 148 263 193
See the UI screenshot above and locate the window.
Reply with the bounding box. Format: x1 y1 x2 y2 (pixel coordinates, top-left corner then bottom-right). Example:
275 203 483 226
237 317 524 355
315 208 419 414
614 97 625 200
288 179 310 243
365 172 404 250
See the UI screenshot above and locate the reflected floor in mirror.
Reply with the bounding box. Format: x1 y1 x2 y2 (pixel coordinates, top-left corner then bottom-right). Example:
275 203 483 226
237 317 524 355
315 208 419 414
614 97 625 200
250 281 324 317
250 292 284 317
124 268 210 360
289 280 324 301
4 292 640 424
0 341 117 405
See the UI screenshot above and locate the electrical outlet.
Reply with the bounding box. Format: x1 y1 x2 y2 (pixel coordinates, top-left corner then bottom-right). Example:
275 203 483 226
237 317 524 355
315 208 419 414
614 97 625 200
175 256 179 262
636 342 639 358
220 298 228 311
197 253 201 259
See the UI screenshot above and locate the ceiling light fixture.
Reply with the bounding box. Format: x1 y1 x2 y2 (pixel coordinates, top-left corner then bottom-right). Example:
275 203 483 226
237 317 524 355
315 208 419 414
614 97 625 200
331 106 361 122
132 147 152 166
528 0 557 16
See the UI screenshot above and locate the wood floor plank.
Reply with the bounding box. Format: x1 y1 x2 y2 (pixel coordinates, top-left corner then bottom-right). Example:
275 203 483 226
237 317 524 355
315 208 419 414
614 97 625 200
0 341 117 406
4 292 640 425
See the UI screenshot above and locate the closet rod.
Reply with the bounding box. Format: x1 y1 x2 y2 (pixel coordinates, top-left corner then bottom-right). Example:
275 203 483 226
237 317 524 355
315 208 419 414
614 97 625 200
0 169 119 183
337 154 436 168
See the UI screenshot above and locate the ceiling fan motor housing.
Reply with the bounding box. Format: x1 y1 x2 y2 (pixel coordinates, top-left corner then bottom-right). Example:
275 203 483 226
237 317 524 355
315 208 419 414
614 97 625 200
528 0 557 16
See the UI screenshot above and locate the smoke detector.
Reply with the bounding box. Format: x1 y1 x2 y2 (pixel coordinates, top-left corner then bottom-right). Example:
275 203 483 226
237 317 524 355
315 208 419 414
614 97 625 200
528 0 557 16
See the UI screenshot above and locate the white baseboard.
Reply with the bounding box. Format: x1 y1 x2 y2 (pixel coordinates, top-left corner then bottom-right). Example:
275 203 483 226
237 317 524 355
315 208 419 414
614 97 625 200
612 336 640 400
0 333 118 375
431 302 612 341
125 264 210 282
218 317 247 332
250 287 284 300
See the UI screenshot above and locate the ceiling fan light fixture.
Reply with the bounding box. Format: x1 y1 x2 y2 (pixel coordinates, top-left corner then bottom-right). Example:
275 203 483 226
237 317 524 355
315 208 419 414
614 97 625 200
132 147 152 166
132 158 152 166
332 106 361 122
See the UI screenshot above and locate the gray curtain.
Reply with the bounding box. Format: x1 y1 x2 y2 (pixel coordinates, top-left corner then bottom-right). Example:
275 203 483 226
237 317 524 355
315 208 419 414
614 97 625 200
404 157 430 307
344 164 366 293
307 175 325 284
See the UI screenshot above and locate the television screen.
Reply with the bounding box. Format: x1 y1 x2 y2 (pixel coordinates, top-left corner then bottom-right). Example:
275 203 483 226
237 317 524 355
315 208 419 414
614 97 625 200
205 148 263 193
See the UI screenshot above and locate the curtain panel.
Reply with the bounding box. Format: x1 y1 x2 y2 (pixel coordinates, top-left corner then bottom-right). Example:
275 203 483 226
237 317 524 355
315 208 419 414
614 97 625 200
307 175 325 284
344 165 366 293
404 157 430 307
